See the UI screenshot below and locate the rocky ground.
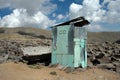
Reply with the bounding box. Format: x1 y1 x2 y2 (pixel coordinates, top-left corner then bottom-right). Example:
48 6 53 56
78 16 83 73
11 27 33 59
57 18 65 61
0 39 120 74
87 42 120 73
0 39 51 63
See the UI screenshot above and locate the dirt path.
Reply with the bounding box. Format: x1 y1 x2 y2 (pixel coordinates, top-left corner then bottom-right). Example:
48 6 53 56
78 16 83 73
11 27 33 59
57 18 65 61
0 62 120 80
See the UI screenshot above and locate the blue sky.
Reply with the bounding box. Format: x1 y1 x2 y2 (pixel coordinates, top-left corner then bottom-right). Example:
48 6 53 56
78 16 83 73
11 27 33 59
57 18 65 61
0 0 120 31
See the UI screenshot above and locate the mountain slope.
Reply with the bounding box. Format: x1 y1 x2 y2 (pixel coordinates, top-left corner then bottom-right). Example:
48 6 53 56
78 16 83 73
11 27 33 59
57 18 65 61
0 27 119 43
88 32 120 43
0 27 51 40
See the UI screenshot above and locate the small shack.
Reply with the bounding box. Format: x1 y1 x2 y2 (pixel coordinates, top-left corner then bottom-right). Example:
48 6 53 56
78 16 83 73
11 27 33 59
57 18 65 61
51 17 90 68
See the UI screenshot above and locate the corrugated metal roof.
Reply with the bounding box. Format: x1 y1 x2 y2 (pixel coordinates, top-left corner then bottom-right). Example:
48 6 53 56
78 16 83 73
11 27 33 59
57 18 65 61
52 16 90 27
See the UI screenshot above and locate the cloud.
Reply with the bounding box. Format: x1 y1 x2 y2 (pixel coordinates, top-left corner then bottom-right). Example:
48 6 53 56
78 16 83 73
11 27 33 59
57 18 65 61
69 0 120 31
103 0 120 24
0 0 57 29
56 14 64 20
0 0 57 15
69 0 105 22
33 11 56 29
85 24 102 31
0 9 55 29
69 3 82 18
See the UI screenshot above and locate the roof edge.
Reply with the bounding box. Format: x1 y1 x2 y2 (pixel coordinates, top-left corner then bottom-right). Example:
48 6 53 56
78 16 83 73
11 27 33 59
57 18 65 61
52 16 90 28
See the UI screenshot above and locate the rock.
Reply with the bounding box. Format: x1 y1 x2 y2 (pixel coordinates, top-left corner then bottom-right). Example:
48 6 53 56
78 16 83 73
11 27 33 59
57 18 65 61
97 63 115 70
0 57 5 63
116 66 120 73
4 54 9 62
76 68 86 72
87 59 93 68
48 63 59 68
113 62 120 66
113 54 120 58
111 57 120 62
37 63 45 66
115 40 120 44
91 59 100 65
64 67 75 73
98 56 110 64
57 64 65 70
95 53 105 59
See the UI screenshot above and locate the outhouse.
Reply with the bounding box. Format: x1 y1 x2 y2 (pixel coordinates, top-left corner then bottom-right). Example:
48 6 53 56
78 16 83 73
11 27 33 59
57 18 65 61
51 17 90 68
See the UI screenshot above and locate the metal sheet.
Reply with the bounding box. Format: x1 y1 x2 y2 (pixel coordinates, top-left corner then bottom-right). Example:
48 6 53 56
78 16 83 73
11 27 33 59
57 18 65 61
52 25 87 68
53 25 71 54
22 46 51 56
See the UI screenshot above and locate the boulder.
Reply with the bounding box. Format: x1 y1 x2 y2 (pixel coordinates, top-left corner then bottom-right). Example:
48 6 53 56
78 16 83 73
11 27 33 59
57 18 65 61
97 63 115 70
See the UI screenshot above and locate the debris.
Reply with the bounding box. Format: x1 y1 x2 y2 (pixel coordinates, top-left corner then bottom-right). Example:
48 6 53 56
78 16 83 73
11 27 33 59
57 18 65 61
49 71 57 75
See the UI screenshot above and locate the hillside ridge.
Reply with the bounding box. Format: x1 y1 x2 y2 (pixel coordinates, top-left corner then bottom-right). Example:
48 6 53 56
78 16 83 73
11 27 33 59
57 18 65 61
0 27 120 43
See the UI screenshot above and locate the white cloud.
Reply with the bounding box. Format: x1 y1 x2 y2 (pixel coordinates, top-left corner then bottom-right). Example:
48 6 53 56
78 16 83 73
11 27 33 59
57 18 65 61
69 3 83 19
69 0 105 22
69 0 120 31
0 0 57 28
33 11 56 29
85 24 102 31
83 0 100 10
0 0 57 15
69 0 104 31
103 0 120 23
0 9 55 29
56 14 64 20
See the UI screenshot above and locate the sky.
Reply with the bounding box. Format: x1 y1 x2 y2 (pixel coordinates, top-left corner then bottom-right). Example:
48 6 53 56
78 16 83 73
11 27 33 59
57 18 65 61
0 0 120 31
